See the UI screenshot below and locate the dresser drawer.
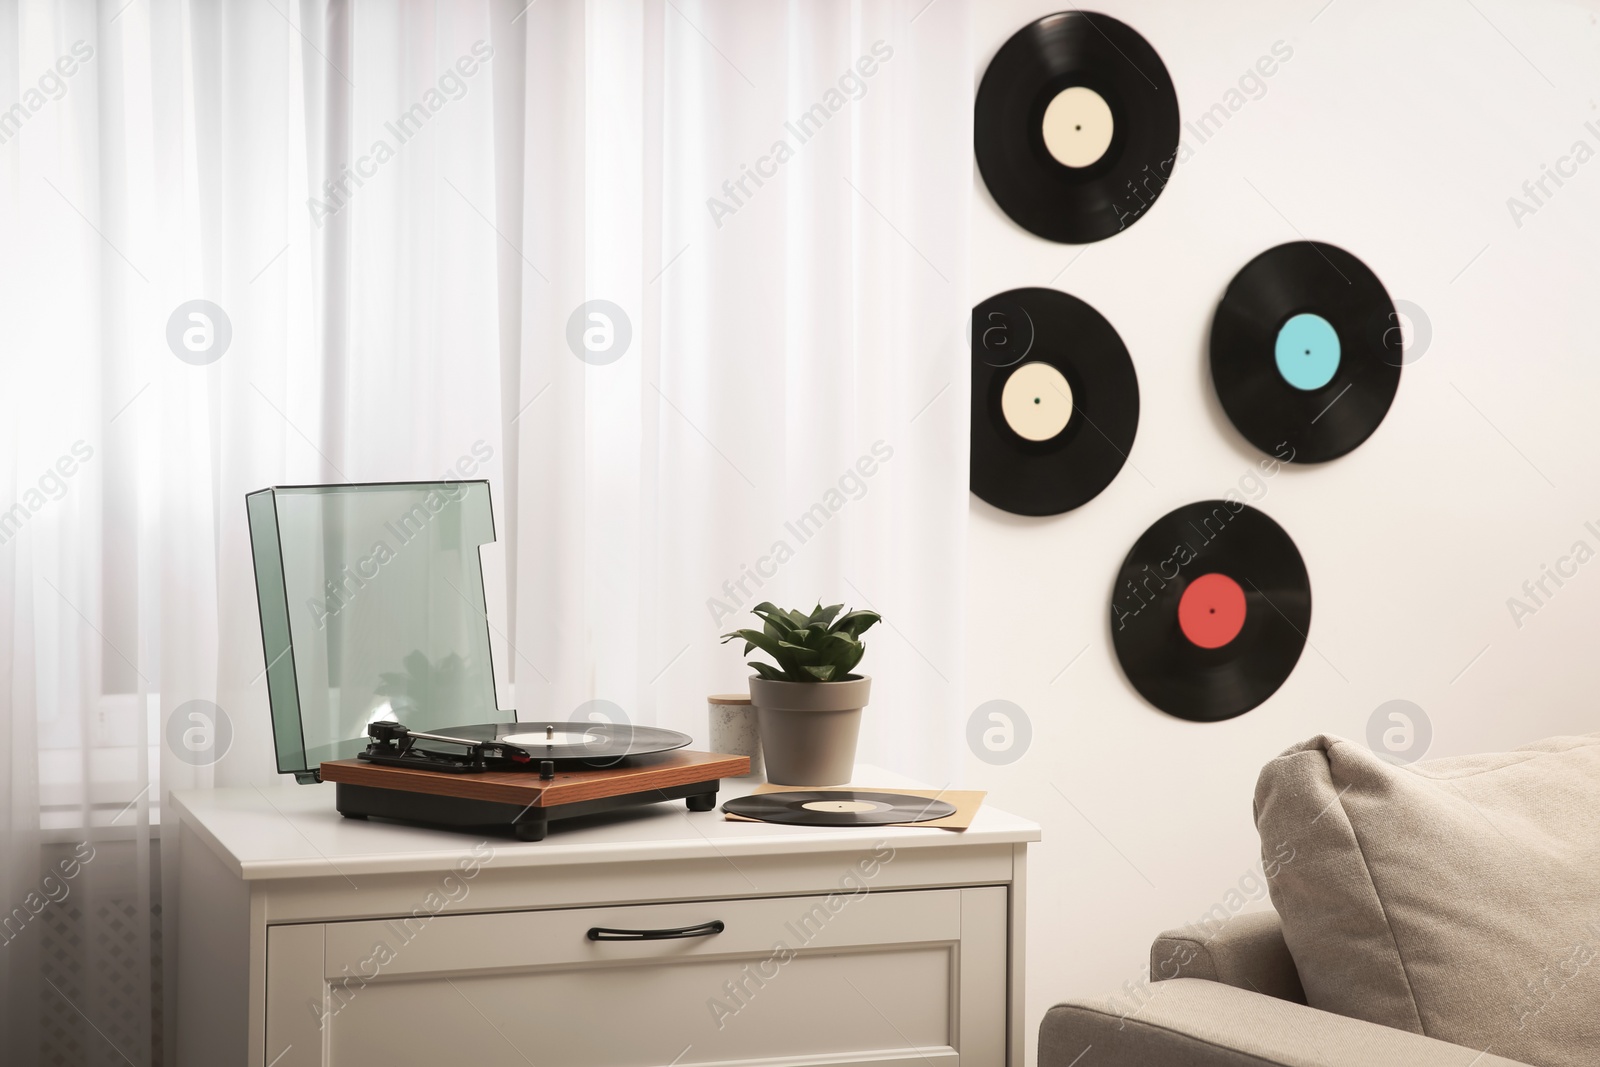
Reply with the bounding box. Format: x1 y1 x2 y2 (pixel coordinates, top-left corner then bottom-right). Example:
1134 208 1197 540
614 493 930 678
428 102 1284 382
265 885 1007 1067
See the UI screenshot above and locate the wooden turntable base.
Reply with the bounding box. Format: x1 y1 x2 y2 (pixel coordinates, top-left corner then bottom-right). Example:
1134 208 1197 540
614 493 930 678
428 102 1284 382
320 750 749 841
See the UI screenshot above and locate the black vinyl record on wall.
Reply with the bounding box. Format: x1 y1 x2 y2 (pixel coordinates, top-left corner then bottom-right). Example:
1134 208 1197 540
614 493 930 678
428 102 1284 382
970 287 1139 516
1211 241 1402 463
1111 501 1310 722
975 11 1180 243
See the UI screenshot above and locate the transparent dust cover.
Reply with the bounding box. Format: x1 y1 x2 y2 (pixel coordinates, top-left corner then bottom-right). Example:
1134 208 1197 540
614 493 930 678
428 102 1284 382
245 481 501 781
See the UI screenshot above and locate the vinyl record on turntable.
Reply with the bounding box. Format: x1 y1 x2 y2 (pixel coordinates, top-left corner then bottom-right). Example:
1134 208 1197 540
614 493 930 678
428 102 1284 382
971 287 1139 516
1211 241 1402 463
359 720 692 772
975 11 1180 243
1110 501 1310 722
723 791 957 827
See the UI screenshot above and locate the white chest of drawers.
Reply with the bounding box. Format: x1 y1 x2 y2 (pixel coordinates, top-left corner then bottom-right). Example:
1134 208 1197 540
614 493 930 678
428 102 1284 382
172 768 1038 1067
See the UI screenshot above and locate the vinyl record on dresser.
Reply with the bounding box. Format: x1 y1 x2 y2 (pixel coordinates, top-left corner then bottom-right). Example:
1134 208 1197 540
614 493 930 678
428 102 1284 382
1110 501 1310 722
975 11 1180 243
723 791 956 827
971 287 1140 516
1210 241 1402 463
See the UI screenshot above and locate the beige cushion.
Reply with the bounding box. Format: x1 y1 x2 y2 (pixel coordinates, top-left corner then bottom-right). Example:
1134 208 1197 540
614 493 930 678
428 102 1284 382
1254 733 1600 1067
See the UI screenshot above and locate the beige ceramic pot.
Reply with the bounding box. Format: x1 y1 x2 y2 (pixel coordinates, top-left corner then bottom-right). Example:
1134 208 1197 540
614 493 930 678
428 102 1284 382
748 675 870 786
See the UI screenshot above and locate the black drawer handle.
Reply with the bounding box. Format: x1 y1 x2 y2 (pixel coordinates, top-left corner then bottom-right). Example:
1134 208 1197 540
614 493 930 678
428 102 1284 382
587 920 725 942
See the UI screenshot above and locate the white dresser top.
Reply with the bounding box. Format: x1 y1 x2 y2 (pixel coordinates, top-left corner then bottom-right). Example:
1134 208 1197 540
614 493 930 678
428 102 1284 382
171 766 1040 882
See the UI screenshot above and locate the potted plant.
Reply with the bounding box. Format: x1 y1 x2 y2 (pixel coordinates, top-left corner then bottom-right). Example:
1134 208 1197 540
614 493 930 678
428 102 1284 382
720 601 881 786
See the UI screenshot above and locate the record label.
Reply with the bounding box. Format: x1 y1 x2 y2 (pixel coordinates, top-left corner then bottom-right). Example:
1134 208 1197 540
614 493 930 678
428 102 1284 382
976 12 1180 243
1041 86 1115 167
971 287 1139 516
722 790 956 827
1177 572 1246 649
1212 242 1401 462
1001 362 1074 440
1274 312 1340 391
502 727 600 747
1111 502 1310 722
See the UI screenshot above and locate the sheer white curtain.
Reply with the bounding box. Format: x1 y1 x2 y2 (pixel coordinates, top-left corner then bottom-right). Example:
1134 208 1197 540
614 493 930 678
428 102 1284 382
506 0 971 772
0 1 969 1063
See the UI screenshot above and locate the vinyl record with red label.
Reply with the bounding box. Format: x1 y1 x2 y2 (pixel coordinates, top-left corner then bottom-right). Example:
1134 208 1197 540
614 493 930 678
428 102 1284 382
975 11 1180 243
1111 501 1310 722
971 287 1140 516
1211 241 1402 463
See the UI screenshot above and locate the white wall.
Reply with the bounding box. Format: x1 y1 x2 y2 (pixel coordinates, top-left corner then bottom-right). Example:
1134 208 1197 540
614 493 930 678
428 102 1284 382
962 0 1600 1057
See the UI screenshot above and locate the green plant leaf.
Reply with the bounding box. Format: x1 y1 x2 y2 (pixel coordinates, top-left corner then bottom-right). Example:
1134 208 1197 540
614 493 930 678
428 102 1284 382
750 603 798 635
817 630 860 667
776 640 823 666
831 609 881 638
749 661 788 680
738 629 787 662
804 664 837 681
819 630 861 651
720 627 769 655
807 603 844 628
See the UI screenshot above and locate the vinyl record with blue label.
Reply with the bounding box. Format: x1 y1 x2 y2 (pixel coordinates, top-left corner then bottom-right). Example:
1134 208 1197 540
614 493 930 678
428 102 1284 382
971 287 1140 516
1210 242 1402 463
1111 501 1310 722
975 11 1180 243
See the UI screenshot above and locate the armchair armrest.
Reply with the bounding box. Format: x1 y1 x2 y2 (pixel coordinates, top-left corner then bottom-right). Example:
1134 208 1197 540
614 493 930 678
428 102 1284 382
1040 979 1533 1067
1151 908 1305 1003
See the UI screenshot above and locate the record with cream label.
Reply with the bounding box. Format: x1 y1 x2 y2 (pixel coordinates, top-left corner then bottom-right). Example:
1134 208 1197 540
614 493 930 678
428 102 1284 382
1110 501 1310 722
723 791 957 827
975 11 1180 243
1211 241 1402 462
357 720 691 771
971 287 1139 516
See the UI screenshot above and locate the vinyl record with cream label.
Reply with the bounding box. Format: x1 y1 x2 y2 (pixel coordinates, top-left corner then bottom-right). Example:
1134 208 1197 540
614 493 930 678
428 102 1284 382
971 287 1139 516
723 791 958 827
975 11 1180 243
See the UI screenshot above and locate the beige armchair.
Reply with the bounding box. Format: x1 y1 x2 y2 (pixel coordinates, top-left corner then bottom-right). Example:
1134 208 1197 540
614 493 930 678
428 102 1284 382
1039 911 1533 1067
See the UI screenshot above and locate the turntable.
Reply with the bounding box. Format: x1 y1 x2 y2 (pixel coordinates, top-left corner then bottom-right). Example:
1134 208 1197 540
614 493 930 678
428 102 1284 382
246 480 746 840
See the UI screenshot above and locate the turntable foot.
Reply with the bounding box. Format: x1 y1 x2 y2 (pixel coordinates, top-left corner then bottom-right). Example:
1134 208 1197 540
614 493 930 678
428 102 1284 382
513 818 547 842
686 792 717 813
340 812 369 820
